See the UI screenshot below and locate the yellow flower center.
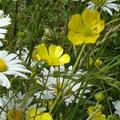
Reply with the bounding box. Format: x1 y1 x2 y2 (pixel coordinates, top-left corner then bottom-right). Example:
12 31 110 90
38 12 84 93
0 58 7 72
7 109 23 120
92 0 105 6
54 82 72 95
83 26 92 36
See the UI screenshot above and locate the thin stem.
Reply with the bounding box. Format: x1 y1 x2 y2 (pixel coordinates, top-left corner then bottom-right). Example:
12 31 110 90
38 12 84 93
70 79 88 120
72 44 86 73
86 109 99 120
49 92 62 114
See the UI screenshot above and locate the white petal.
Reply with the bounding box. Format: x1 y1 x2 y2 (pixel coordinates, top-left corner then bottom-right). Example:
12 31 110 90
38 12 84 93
0 50 8 58
0 41 3 47
106 3 120 11
102 6 113 15
4 71 28 79
107 0 118 3
0 34 5 39
0 29 7 34
0 73 10 88
6 53 17 62
0 17 11 27
0 10 4 17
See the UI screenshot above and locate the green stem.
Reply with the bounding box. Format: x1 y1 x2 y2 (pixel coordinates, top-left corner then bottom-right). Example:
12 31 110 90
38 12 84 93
72 44 86 73
49 92 62 114
70 79 88 120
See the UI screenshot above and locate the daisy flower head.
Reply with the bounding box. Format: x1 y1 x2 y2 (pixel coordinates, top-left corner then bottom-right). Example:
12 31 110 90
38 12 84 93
88 0 120 15
32 43 70 66
68 9 105 45
35 66 91 106
0 50 31 89
0 10 11 39
0 91 34 120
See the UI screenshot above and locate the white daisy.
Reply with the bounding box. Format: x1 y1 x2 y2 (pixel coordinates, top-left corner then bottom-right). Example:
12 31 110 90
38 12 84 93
0 91 34 120
0 50 31 89
0 10 11 39
112 100 120 116
87 0 120 15
35 66 91 106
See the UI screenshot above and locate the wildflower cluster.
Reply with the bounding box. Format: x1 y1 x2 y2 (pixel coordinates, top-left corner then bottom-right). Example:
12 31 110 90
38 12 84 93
0 0 120 120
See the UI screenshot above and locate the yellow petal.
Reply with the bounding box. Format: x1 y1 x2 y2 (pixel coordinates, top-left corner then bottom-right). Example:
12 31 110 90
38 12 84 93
68 31 84 45
97 20 105 33
55 46 63 58
59 54 70 65
49 45 63 58
82 9 100 26
48 56 59 65
68 14 83 33
37 44 49 60
84 34 99 44
38 113 53 120
49 45 56 57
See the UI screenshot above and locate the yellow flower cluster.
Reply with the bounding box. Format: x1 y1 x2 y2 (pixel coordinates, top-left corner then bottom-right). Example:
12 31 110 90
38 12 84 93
89 58 102 67
26 108 53 120
68 9 105 45
32 43 70 66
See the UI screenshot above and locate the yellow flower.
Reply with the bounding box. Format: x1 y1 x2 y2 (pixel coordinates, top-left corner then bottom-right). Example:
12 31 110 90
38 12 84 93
68 9 105 45
94 59 102 67
87 106 106 120
89 57 102 67
26 108 53 120
32 44 70 66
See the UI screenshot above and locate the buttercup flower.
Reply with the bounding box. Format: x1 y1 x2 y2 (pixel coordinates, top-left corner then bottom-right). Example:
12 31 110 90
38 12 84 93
68 9 105 45
32 43 70 66
88 0 120 15
0 50 31 88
